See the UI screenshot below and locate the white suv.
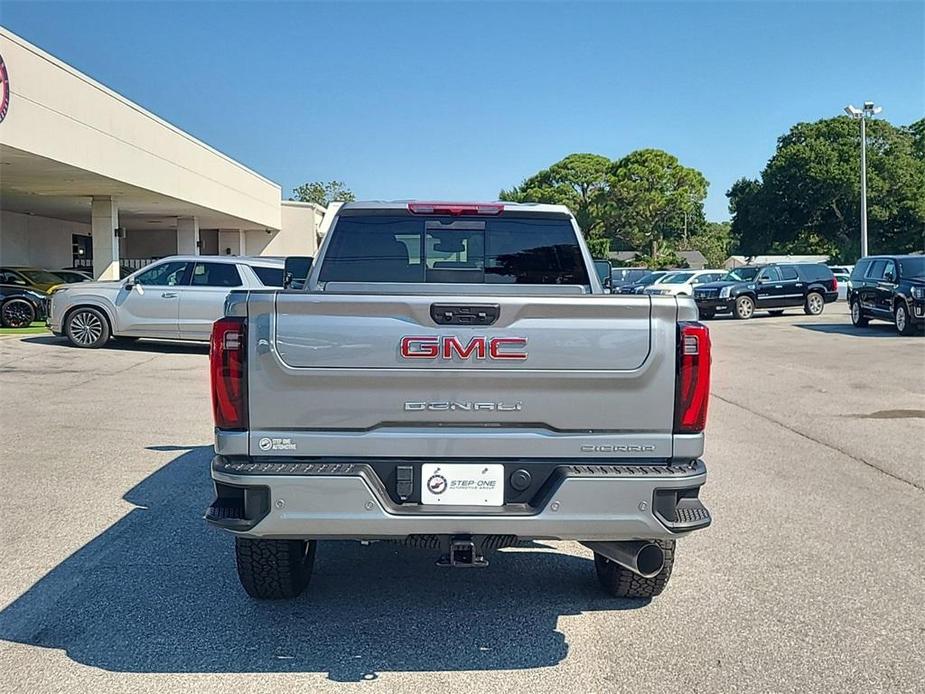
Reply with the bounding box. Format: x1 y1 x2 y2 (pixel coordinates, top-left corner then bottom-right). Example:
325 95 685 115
48 256 284 348
644 270 727 297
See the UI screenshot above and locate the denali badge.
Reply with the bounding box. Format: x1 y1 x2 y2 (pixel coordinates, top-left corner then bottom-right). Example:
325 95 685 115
405 401 524 412
400 335 528 360
580 444 657 453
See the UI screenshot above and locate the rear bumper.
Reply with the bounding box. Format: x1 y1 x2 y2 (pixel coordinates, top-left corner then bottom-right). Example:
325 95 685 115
206 455 710 541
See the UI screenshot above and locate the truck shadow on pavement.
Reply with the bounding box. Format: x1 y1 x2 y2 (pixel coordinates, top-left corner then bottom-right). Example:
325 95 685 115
0 446 645 681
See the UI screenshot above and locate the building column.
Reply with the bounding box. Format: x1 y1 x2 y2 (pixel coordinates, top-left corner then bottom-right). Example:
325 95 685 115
176 217 200 255
218 229 242 256
91 197 120 280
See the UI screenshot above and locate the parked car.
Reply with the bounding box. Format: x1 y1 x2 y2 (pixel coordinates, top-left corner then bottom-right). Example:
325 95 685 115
47 256 286 347
693 263 837 319
0 285 48 328
54 269 94 284
616 270 671 294
0 267 67 293
848 255 925 335
206 200 712 600
643 270 727 296
610 267 650 289
833 272 850 301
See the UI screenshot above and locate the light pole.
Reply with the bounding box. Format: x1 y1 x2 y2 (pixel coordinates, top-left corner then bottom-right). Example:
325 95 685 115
844 101 882 258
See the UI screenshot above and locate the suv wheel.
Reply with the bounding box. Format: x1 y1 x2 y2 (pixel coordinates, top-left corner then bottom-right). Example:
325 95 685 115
1 298 36 328
734 295 754 320
894 302 916 336
803 291 825 316
851 299 869 327
235 538 316 599
65 307 110 348
594 539 675 598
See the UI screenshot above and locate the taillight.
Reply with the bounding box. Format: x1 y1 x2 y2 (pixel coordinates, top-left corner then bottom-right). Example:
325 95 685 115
832 276 838 291
408 201 504 216
674 322 711 434
210 317 247 430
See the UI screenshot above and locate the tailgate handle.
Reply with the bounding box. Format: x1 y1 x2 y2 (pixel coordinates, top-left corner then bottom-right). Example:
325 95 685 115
430 303 500 326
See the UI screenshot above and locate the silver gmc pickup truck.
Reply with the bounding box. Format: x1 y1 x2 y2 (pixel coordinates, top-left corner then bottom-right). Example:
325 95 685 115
205 200 712 600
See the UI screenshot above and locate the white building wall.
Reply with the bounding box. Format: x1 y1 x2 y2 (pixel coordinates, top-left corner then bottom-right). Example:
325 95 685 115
0 210 91 268
0 28 282 231
245 202 324 257
122 230 178 258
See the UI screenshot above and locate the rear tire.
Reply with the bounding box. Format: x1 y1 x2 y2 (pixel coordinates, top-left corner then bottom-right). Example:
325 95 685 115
64 307 110 348
235 538 316 599
594 539 675 598
850 298 869 327
768 310 785 316
734 295 754 320
804 291 824 316
1 298 36 328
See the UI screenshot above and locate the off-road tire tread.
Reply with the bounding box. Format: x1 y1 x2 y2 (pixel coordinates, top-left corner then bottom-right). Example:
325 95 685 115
234 538 315 599
594 539 675 598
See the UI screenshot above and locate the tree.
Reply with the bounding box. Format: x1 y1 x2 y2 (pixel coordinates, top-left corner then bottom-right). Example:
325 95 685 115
607 149 709 260
290 180 356 207
499 153 612 236
728 116 925 262
681 221 733 268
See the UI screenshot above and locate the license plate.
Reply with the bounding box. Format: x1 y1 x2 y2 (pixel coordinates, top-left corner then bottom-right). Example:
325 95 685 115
420 464 504 506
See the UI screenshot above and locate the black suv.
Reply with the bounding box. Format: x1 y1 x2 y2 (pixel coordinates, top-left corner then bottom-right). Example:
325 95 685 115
848 255 925 335
693 263 837 320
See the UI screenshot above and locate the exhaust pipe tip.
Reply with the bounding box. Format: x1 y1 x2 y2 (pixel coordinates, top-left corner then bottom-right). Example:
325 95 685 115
634 543 665 578
582 540 665 578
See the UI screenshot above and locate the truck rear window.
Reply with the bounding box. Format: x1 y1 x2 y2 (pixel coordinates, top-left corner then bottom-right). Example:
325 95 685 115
318 214 590 285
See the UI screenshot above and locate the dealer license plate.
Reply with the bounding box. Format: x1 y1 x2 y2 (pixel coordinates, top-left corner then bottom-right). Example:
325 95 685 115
420 464 504 506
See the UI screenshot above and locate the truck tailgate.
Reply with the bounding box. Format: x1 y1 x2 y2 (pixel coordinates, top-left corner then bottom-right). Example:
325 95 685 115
243 292 680 459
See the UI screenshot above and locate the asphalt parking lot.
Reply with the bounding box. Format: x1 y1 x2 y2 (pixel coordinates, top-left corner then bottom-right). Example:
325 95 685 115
0 303 922 693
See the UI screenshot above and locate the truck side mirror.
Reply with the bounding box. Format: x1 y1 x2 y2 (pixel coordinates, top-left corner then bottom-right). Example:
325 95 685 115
283 256 313 289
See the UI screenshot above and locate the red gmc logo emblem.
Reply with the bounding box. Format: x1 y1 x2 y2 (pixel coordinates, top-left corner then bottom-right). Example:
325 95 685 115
400 335 528 361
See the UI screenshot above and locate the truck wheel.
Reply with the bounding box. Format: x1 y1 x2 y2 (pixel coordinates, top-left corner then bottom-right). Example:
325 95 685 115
734 296 754 320
234 537 316 599
593 539 675 598
699 309 715 320
65 307 110 348
803 291 824 316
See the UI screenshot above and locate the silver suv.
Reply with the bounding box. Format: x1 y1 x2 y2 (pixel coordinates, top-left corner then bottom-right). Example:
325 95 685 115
48 255 284 348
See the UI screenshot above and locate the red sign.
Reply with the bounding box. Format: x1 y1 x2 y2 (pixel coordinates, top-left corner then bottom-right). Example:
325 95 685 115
400 336 528 361
0 53 8 123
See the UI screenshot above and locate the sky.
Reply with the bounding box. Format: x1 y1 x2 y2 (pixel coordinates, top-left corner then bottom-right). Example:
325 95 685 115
1 1 922 221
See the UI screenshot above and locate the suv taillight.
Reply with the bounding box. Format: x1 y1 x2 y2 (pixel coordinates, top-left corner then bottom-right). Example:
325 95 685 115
832 276 838 291
211 317 247 430
674 322 711 434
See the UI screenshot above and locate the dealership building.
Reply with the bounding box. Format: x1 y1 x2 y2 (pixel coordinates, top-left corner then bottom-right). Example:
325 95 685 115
0 27 323 280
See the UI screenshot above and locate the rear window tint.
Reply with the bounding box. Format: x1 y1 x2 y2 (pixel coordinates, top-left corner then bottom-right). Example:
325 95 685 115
251 266 285 286
319 214 590 285
850 260 870 280
797 263 834 282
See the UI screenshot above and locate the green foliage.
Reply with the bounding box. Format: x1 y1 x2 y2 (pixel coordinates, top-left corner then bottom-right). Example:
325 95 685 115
500 150 710 262
500 153 612 235
631 248 688 270
586 237 611 259
607 149 708 260
728 116 925 262
290 180 356 207
681 221 733 268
